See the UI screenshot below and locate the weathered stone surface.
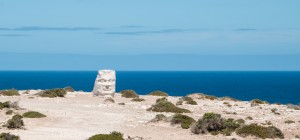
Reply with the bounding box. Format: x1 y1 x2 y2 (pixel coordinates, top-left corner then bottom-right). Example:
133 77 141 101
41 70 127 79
92 70 116 97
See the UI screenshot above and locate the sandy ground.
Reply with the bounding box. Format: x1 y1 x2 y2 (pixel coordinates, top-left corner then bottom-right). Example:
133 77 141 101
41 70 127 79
0 90 300 140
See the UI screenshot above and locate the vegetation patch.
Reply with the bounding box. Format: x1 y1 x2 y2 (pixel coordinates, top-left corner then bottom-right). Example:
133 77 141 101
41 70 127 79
0 89 20 96
147 98 191 113
23 111 46 118
64 86 75 92
0 133 20 140
5 114 24 129
171 114 195 129
180 97 197 105
251 99 268 107
36 88 67 98
120 90 139 98
131 97 145 102
6 110 13 115
148 90 168 96
246 116 253 120
150 114 167 122
0 101 10 109
88 131 124 140
176 100 183 106
284 120 295 124
0 101 19 110
191 113 240 136
236 123 284 139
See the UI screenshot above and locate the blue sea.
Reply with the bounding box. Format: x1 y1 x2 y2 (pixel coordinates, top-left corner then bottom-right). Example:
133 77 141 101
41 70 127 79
0 71 299 104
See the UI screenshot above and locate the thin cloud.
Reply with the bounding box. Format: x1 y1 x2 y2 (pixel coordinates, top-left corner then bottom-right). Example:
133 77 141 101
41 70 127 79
235 28 257 31
120 25 144 28
0 34 27 37
104 28 205 35
0 26 101 31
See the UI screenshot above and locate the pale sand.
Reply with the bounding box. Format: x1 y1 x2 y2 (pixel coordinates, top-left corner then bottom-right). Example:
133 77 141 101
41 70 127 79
0 90 300 140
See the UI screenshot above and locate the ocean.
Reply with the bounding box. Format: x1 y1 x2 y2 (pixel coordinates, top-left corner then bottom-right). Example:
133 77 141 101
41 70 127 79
0 71 299 104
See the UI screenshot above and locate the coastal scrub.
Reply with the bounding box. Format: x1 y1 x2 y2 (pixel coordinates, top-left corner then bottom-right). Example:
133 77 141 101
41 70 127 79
5 114 24 129
0 89 20 96
120 90 139 98
171 114 195 129
147 98 191 113
236 123 284 139
149 90 168 96
0 133 20 140
36 88 67 98
88 131 124 140
23 111 46 118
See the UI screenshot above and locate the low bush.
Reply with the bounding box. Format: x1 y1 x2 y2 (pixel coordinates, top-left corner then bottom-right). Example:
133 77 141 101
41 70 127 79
120 90 139 98
236 123 284 139
284 120 295 124
6 110 13 115
0 89 20 96
251 99 268 107
191 113 240 136
0 133 20 140
64 86 75 92
0 101 19 110
246 116 253 120
148 90 168 96
150 114 167 122
5 114 24 129
0 101 10 109
88 131 124 140
147 98 191 113
171 114 195 129
36 88 67 98
131 98 145 102
180 96 197 105
235 119 245 124
23 111 46 118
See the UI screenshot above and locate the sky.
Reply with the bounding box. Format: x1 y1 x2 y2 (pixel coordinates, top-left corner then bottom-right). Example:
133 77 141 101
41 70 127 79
0 0 299 71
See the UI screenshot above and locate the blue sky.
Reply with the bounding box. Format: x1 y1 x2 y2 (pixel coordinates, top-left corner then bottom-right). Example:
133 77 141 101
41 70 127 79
0 0 299 70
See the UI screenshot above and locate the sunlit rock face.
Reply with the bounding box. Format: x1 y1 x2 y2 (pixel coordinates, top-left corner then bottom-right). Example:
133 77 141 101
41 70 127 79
92 70 116 97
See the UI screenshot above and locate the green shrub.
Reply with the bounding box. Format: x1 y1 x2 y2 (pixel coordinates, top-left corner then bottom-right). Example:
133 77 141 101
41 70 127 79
0 101 10 109
150 114 167 122
149 90 168 96
0 101 19 110
88 131 124 140
23 111 46 118
6 110 13 115
0 133 20 140
131 98 145 102
171 114 195 129
251 99 268 107
191 113 240 136
246 116 253 120
284 120 295 124
120 90 138 98
235 119 245 124
64 86 75 92
5 115 24 129
0 89 20 96
180 97 197 105
147 98 191 113
236 123 284 139
37 88 67 98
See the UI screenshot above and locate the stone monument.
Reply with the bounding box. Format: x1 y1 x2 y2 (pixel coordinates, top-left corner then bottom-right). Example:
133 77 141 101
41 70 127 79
92 70 116 97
